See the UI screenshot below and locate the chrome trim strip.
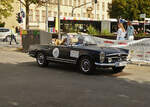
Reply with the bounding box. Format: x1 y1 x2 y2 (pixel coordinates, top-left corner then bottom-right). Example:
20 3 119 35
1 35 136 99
95 61 128 67
47 57 76 64
106 53 128 57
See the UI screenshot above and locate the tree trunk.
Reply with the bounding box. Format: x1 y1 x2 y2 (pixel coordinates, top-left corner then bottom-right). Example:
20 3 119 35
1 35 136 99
26 2 29 29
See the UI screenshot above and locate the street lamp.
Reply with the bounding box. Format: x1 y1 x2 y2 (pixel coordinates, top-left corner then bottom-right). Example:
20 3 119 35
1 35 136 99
45 0 48 32
58 0 61 39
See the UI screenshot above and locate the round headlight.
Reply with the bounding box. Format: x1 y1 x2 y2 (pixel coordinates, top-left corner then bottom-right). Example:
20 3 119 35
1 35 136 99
100 52 105 63
108 58 112 63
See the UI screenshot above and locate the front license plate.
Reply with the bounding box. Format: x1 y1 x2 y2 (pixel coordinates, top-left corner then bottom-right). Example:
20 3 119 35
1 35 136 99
115 62 127 67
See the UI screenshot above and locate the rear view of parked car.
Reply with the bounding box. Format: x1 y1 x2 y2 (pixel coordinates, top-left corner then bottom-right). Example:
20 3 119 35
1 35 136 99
0 28 11 42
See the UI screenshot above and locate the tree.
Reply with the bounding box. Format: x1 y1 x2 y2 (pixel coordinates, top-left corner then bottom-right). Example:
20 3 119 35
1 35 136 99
0 0 14 24
108 0 150 20
18 0 46 29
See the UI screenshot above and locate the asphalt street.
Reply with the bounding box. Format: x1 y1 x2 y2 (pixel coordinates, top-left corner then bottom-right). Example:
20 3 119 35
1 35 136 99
0 47 150 107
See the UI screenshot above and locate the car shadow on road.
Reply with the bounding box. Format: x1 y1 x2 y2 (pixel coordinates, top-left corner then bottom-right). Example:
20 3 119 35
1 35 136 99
0 60 132 77
8 60 132 77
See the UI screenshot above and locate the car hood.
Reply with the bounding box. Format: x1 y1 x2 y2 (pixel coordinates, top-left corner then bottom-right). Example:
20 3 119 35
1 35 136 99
78 45 129 55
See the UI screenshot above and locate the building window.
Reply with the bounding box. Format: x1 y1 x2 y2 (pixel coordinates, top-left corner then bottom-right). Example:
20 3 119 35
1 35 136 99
78 14 80 17
60 0 63 5
107 14 110 19
69 13 72 16
48 11 52 17
42 10 46 22
29 9 33 22
60 12 63 16
54 11 57 17
102 2 105 12
84 0 86 8
74 0 76 7
73 13 76 17
97 14 99 19
64 12 67 16
69 0 72 6
88 14 90 18
78 0 80 6
97 3 100 10
102 14 105 20
35 10 40 22
64 0 68 5
83 13 86 17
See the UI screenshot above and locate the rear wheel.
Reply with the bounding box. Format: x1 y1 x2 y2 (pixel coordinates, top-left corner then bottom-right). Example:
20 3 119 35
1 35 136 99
3 35 11 42
36 52 48 67
112 66 125 73
78 57 95 74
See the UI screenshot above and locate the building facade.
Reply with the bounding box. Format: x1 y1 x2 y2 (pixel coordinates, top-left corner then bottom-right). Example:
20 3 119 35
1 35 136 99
3 0 112 30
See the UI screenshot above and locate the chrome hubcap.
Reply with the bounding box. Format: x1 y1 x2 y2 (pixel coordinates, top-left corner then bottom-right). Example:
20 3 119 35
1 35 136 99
81 59 90 72
37 54 45 65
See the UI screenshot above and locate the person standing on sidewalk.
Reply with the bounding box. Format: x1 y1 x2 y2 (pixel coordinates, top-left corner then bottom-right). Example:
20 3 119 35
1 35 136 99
10 26 18 45
127 21 134 40
116 23 126 40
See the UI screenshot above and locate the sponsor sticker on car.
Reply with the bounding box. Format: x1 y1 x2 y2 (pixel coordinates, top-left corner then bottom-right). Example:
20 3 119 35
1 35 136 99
70 50 79 58
52 48 59 58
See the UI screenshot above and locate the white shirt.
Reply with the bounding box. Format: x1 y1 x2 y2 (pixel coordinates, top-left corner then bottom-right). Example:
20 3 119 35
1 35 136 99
117 28 126 40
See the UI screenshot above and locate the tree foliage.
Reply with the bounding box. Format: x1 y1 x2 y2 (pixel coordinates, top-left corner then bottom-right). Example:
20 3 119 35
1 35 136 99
0 0 14 20
108 0 150 20
18 0 47 29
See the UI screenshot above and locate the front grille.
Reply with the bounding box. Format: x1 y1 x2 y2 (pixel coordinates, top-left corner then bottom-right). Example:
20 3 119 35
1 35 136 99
106 54 127 63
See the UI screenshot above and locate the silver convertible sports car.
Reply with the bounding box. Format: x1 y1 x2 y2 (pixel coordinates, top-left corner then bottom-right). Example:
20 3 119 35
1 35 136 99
29 34 129 74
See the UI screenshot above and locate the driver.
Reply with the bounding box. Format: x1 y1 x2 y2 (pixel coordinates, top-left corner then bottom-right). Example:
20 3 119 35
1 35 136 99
75 36 84 45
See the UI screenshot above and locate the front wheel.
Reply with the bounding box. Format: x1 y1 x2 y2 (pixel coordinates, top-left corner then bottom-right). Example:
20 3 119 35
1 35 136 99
36 53 48 67
78 57 95 74
112 66 125 73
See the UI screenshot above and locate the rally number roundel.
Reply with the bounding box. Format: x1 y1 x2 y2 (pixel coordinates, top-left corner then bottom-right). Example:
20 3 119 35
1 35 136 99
52 48 59 58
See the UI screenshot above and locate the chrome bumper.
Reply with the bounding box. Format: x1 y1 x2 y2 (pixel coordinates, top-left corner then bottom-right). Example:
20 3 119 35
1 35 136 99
28 53 36 57
95 61 128 67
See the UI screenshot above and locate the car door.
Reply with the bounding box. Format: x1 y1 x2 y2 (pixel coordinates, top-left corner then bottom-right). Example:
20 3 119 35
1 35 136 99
59 45 80 64
48 44 77 64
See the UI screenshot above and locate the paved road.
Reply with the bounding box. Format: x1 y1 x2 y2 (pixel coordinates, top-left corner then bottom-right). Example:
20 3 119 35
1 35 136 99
0 47 150 107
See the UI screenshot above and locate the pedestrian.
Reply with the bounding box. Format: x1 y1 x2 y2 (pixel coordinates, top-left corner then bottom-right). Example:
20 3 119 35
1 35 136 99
10 26 19 45
127 21 134 40
15 26 19 35
116 23 126 40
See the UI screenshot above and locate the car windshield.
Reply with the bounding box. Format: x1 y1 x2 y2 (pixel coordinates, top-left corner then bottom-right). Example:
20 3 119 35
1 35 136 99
70 34 97 46
51 34 98 46
0 28 9 32
82 35 97 45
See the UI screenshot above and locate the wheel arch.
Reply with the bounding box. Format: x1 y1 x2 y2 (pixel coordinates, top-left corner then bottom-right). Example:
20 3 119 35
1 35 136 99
76 54 94 65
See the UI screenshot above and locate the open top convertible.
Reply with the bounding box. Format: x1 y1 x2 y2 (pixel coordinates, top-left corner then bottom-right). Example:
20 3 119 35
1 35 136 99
29 34 129 74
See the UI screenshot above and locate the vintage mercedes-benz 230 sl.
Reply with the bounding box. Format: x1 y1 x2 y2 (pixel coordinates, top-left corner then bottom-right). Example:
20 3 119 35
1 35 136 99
29 34 129 74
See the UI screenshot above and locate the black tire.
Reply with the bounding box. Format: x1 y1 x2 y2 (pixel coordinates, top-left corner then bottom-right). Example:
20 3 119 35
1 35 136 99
36 52 48 67
2 38 5 42
112 66 125 73
78 56 95 74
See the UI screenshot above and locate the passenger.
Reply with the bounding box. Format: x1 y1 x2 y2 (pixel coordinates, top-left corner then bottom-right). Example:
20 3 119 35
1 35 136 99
60 38 67 45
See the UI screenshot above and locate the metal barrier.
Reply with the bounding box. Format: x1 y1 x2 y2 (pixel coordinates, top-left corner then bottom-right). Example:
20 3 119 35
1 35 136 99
94 37 150 63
